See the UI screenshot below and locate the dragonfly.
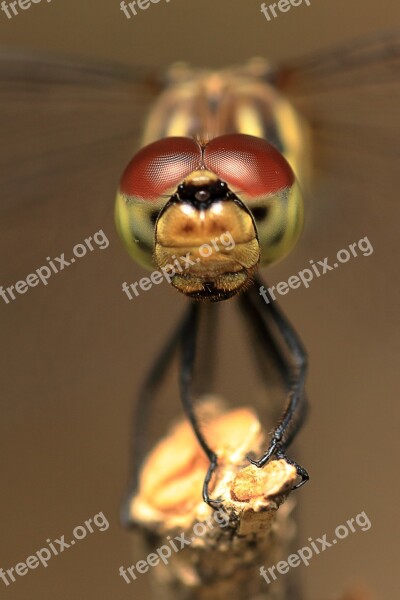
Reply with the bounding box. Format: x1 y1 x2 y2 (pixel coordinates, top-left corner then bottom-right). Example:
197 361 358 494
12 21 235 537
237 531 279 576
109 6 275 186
115 58 311 514
0 30 399 525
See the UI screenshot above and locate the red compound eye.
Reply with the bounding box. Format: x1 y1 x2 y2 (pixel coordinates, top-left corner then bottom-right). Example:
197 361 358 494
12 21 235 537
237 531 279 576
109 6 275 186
120 137 202 200
204 134 294 198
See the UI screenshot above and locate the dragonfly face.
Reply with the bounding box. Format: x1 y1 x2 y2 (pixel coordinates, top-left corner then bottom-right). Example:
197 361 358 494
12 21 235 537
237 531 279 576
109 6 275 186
154 166 260 301
115 62 305 300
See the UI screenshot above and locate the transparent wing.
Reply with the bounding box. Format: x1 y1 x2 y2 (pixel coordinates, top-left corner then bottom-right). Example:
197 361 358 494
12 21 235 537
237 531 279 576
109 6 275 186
276 29 400 176
272 29 400 270
0 52 161 272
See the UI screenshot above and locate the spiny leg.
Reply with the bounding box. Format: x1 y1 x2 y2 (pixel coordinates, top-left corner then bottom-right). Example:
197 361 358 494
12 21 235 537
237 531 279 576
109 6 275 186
239 275 309 489
121 304 194 526
239 282 308 445
240 285 291 390
179 302 221 506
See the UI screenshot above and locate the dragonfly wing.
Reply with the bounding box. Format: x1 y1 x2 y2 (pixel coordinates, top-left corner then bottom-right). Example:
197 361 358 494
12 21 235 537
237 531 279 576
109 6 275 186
277 30 400 176
0 52 162 273
272 28 400 272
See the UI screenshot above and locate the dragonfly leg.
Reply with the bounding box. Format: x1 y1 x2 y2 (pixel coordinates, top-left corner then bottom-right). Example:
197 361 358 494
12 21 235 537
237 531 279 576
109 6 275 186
180 302 222 507
239 275 309 490
121 304 194 526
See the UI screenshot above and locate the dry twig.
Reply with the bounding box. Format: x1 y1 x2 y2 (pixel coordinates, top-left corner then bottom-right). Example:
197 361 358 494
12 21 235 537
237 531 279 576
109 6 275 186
128 400 299 600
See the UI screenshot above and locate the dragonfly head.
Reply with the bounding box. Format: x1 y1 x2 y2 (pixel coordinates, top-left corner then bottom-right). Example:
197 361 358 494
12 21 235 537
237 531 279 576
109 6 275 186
115 134 303 301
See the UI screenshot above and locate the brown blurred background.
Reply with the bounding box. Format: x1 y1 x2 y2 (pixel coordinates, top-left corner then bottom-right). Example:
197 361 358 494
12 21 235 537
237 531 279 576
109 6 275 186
0 0 399 599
